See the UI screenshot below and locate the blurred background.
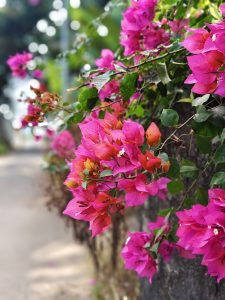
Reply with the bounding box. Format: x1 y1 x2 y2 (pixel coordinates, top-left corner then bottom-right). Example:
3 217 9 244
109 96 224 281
0 1 129 299
0 0 123 151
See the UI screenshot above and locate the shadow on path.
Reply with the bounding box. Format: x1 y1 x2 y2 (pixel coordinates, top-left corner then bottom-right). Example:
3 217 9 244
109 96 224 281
0 151 93 300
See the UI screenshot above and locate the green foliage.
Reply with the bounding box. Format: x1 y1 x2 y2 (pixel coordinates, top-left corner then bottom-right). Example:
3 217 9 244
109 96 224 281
160 109 179 127
210 172 225 187
168 158 180 179
192 94 210 107
100 170 113 177
156 62 171 85
78 87 99 110
120 72 138 101
91 72 112 91
215 144 225 164
180 160 199 179
194 105 212 123
168 180 184 194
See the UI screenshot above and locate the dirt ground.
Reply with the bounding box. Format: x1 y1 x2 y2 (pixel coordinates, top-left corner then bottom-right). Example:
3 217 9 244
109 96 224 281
0 150 94 300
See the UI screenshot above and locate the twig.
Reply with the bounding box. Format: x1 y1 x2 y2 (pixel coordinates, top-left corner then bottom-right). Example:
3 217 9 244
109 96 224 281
159 115 194 150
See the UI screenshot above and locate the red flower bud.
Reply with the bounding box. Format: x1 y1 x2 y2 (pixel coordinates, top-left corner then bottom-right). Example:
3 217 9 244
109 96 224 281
146 122 161 147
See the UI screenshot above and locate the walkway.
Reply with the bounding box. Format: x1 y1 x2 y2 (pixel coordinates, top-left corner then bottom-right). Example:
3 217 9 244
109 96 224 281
0 151 93 300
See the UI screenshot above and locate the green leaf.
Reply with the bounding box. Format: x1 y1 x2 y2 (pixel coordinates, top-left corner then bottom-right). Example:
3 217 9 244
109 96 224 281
150 241 160 254
195 188 208 206
180 160 199 178
195 135 211 154
127 102 144 118
168 158 180 179
215 144 225 164
68 112 84 124
210 172 225 187
158 152 169 164
209 2 222 20
100 170 113 178
154 224 167 241
160 109 179 127
193 105 212 123
135 104 144 117
192 94 210 107
221 128 225 144
211 106 225 118
183 198 195 209
156 62 171 84
82 181 88 190
83 168 89 176
120 72 138 101
159 207 174 217
90 72 111 91
99 110 106 119
177 98 192 103
168 180 184 194
192 121 217 138
78 87 99 111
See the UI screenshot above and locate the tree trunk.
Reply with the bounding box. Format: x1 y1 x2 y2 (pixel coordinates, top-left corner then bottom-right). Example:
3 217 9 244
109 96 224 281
140 254 225 300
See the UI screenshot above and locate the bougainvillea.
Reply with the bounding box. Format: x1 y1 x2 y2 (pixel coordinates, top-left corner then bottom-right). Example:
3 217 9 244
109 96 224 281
63 111 170 236
183 16 225 96
51 130 76 160
11 0 225 289
7 52 33 78
176 189 225 282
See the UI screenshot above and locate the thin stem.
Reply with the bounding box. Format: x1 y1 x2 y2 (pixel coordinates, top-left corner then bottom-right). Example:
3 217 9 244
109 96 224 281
159 115 194 150
176 158 213 211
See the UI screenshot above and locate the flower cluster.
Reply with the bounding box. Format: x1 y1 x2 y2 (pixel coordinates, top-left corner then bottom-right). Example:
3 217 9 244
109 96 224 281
183 7 225 96
176 188 225 282
7 52 33 78
120 0 169 56
51 130 76 160
122 216 173 283
63 111 170 236
21 87 59 128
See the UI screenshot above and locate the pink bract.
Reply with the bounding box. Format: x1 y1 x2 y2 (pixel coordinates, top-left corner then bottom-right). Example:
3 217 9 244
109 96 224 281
51 130 76 159
176 188 225 282
7 52 33 78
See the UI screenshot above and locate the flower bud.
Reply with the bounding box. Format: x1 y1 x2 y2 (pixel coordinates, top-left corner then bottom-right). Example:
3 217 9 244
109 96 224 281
146 122 161 147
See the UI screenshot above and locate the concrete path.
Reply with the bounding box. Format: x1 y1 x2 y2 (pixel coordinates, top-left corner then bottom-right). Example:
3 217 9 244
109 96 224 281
0 151 93 300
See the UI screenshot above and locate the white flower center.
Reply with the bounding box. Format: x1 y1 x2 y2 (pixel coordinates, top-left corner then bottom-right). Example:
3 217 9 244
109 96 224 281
118 147 125 157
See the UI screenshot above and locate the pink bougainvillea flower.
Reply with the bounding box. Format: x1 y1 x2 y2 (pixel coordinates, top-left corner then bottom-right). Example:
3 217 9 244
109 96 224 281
148 216 169 233
120 0 169 56
220 4 225 15
51 130 75 159
121 231 157 283
176 189 225 281
143 26 169 51
46 128 55 139
185 50 225 96
118 174 159 207
21 103 43 127
154 177 171 200
158 240 174 262
169 19 189 35
7 52 33 78
95 49 115 70
208 188 225 207
99 80 120 101
63 187 123 237
28 0 40 5
32 69 43 79
176 204 209 252
181 28 210 54
146 122 161 147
